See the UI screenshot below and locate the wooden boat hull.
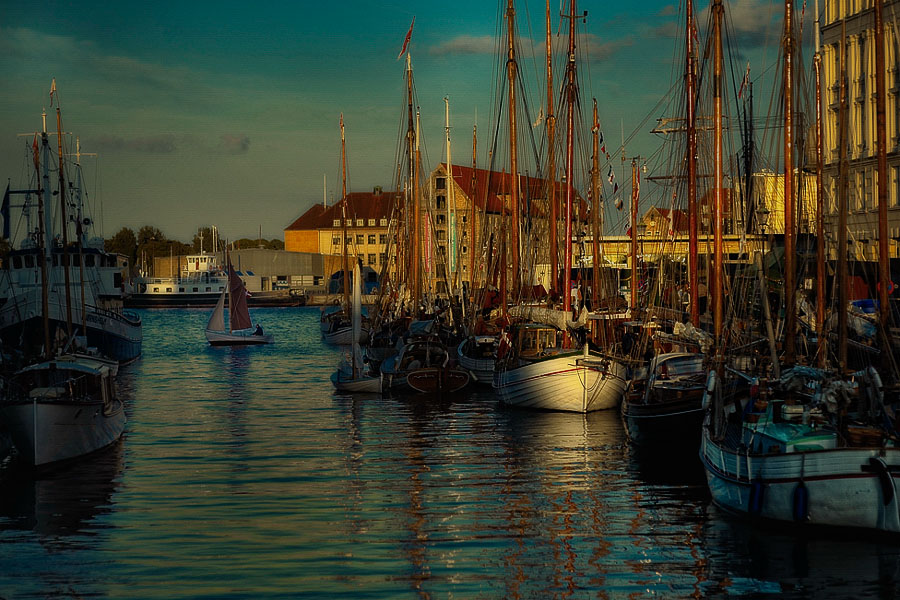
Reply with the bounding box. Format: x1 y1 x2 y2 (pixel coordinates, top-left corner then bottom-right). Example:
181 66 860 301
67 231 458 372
700 427 900 534
0 399 126 468
205 329 274 345
407 367 470 394
494 352 627 413
457 337 496 385
622 388 705 446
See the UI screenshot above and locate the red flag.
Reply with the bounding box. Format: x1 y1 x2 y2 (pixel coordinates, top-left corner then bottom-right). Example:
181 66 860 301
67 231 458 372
397 17 415 59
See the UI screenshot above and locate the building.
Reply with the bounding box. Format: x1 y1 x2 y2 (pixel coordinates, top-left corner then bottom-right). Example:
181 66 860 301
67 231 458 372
284 187 394 272
821 0 900 260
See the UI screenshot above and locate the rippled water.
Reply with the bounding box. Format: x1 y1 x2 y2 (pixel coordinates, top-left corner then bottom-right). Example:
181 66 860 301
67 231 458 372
2 307 900 599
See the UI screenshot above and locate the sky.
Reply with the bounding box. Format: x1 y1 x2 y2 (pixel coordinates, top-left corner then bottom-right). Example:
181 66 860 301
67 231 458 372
0 0 810 244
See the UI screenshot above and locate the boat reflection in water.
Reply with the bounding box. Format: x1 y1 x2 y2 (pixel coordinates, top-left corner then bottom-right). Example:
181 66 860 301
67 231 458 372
0 438 124 540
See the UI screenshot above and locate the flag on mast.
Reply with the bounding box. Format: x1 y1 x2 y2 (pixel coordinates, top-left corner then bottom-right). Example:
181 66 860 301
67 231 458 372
49 78 57 107
398 17 415 59
738 62 751 99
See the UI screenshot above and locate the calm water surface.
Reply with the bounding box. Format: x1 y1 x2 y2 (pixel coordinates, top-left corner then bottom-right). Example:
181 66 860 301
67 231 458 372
2 307 900 599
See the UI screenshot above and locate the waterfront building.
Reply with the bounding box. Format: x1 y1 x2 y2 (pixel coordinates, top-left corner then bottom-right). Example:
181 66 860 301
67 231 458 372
821 0 900 260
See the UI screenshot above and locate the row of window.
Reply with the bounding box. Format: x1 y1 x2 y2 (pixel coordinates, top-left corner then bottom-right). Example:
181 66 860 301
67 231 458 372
332 234 389 245
332 218 388 227
10 253 116 270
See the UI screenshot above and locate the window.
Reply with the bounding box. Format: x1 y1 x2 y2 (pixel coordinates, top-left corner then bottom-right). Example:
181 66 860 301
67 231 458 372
462 245 468 254
153 287 159 292
379 252 387 264
379 234 387 244
368 234 376 244
333 219 340 227
436 177 446 189
380 218 388 226
462 215 467 223
179 287 185 292
368 219 375 226
192 287 198 292
85 255 95 267
356 219 364 227
356 234 364 244
12 256 22 269
368 253 376 265
346 219 353 226
332 236 341 246
23 255 32 268
345 236 351 245
436 197 446 210
436 214 446 225
206 287 211 291
166 287 172 292
436 230 446 240
892 166 900 208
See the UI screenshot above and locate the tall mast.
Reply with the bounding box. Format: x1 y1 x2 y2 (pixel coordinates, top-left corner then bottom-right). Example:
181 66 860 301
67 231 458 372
814 52 827 368
506 0 521 298
783 0 796 365
874 0 892 349
469 125 478 296
414 108 423 307
713 0 725 347
630 158 639 312
591 99 602 308
562 0 577 322
686 0 700 327
837 25 850 371
340 114 350 311
406 54 422 308
54 87 73 341
444 97 456 297
34 130 51 359
546 0 558 297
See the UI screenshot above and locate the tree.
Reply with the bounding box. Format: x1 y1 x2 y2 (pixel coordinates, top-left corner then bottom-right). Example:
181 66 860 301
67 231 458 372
137 226 165 246
105 227 138 272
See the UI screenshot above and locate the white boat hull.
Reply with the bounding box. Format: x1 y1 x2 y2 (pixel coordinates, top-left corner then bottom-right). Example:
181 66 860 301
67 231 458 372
494 352 627 413
0 399 126 468
700 430 900 533
205 329 274 345
330 370 383 393
323 326 369 346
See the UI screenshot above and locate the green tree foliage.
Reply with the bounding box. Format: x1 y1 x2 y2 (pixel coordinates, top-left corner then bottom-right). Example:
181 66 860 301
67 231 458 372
231 238 284 251
105 227 138 272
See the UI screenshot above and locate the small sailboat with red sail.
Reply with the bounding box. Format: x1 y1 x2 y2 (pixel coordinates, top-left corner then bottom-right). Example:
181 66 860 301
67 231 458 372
205 252 273 345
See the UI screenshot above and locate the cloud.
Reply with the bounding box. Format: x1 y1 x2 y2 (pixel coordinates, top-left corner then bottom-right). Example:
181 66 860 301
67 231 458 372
92 134 177 154
657 5 678 17
581 34 634 61
428 35 496 56
699 0 780 47
222 134 250 154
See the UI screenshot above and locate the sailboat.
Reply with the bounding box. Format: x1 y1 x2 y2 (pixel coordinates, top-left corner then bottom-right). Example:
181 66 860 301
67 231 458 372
205 252 273 345
492 0 627 413
332 262 382 392
700 0 900 535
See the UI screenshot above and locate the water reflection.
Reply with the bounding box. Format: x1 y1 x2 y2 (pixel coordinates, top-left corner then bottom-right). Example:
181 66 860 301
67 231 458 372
0 439 124 542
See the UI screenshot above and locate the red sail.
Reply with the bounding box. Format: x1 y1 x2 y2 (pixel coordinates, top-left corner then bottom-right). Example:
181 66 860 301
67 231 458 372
227 255 252 331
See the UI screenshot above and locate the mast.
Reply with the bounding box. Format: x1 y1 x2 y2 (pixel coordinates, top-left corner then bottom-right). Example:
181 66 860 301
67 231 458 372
783 0 796 365
591 99 602 308
469 125 478 297
34 130 51 359
73 138 88 333
630 159 639 312
562 0 578 323
874 0 892 349
814 52 827 368
837 24 850 371
407 55 422 308
686 0 700 327
54 86 74 341
340 114 350 311
414 108 423 307
546 0 558 298
506 0 521 298
444 97 455 296
713 0 725 348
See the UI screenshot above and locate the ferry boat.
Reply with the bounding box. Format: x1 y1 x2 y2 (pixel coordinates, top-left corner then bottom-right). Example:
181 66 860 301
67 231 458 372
126 252 228 308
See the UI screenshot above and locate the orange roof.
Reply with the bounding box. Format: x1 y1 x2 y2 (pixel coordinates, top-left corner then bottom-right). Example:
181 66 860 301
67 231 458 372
285 190 396 231
653 208 691 233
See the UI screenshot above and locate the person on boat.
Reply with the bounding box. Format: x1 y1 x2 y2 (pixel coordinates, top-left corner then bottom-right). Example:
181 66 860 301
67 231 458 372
255 324 263 336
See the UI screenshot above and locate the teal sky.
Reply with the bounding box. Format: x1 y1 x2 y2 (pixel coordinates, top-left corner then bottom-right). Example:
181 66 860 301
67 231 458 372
0 1 809 243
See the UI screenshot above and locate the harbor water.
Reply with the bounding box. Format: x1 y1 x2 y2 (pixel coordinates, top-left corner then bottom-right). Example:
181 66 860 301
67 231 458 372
2 307 900 598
